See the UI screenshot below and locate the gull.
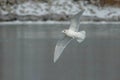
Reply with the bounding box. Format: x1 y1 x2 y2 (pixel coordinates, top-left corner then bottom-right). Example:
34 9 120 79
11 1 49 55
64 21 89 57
54 10 86 63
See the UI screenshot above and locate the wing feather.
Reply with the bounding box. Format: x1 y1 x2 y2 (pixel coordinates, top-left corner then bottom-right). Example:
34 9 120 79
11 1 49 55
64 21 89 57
69 10 84 31
54 36 73 62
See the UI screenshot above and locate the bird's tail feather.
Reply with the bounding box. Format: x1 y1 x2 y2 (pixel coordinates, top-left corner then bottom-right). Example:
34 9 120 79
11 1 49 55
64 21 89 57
76 30 86 43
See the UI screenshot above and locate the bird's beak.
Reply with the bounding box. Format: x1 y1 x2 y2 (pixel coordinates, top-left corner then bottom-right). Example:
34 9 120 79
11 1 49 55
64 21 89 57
62 30 64 33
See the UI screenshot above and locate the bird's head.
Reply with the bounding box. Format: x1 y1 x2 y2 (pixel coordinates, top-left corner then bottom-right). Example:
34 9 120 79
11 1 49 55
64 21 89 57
62 29 66 33
62 29 67 33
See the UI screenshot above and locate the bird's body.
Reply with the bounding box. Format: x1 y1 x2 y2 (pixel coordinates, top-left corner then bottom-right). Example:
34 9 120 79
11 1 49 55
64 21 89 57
62 29 85 40
54 10 86 63
63 29 77 38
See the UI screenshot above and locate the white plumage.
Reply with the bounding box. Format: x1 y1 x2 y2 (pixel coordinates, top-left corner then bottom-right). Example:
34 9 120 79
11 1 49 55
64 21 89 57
54 10 86 63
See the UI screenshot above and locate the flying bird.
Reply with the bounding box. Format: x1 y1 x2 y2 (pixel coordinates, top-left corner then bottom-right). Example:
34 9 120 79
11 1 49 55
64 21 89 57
54 10 86 63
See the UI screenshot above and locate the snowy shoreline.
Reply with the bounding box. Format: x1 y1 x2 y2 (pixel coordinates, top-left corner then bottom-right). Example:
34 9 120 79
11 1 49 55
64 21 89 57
1 1 120 21
1 21 120 25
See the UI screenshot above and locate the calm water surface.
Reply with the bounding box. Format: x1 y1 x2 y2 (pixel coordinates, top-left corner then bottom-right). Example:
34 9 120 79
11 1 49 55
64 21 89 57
0 23 120 80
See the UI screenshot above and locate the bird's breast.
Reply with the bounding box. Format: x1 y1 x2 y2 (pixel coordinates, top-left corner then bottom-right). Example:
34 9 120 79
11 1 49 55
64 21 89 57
65 30 77 38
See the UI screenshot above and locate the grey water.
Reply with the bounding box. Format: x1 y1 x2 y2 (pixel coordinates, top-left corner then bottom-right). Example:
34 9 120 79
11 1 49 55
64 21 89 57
0 22 120 80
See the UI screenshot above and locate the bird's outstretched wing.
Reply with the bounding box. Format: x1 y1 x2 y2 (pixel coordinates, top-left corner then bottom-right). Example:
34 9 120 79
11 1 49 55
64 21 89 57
69 10 84 31
54 36 73 63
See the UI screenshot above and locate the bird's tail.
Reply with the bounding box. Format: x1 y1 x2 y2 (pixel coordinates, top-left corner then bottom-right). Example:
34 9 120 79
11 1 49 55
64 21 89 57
76 30 86 43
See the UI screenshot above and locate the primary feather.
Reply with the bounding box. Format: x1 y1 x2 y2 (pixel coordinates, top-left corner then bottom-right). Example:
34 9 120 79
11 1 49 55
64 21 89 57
69 10 84 31
54 36 73 62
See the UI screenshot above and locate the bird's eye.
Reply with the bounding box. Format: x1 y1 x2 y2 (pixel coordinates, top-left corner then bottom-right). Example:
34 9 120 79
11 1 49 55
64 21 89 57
62 30 65 33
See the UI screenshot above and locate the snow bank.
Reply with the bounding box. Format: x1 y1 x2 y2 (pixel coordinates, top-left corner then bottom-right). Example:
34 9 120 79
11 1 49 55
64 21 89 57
1 0 120 21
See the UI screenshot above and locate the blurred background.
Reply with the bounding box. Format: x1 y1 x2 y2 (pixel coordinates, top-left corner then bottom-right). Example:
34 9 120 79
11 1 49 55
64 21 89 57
0 23 120 80
0 0 120 80
1 0 120 21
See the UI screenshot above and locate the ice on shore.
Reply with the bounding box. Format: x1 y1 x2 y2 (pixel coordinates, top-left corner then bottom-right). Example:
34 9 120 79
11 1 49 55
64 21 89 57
1 0 120 19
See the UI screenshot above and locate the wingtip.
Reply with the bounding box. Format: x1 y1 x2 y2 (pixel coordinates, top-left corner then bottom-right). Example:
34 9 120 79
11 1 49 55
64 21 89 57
53 51 61 63
75 9 85 18
53 58 57 63
53 51 58 63
53 56 58 63
80 9 85 14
